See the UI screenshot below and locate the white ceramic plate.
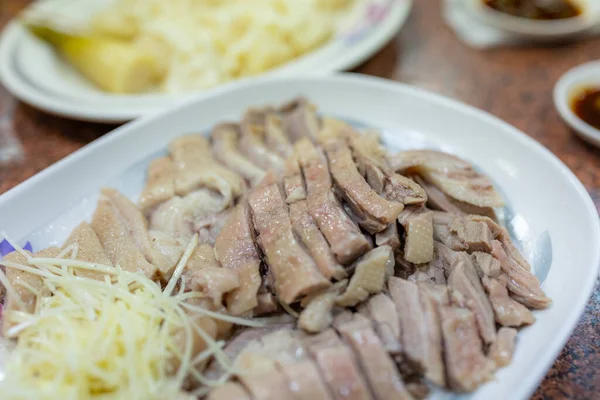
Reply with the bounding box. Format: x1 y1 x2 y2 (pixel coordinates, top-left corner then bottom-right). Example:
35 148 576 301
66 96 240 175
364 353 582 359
554 60 600 148
464 0 600 39
0 74 598 400
0 0 412 123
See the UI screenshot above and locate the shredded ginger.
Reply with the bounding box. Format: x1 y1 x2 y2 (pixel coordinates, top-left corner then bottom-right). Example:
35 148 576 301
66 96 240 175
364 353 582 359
0 235 262 400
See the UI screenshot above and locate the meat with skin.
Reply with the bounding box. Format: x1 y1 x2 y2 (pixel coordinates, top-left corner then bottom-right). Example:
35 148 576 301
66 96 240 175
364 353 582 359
388 277 445 386
398 207 434 264
375 222 401 251
289 200 346 280
207 382 251 400
482 275 535 327
283 154 307 203
282 98 320 143
325 139 404 233
488 327 518 368
62 222 111 280
333 313 414 400
389 150 504 209
240 109 285 174
303 329 374 400
169 134 245 206
211 123 266 186
471 251 501 278
336 246 394 307
299 280 347 333
297 138 371 264
214 203 262 315
448 257 497 345
248 184 330 304
139 157 175 215
264 113 293 158
358 293 401 353
432 212 493 253
440 306 494 392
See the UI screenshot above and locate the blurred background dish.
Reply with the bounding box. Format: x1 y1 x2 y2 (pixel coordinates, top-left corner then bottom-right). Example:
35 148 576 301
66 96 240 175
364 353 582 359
554 60 600 147
464 0 600 39
0 0 413 122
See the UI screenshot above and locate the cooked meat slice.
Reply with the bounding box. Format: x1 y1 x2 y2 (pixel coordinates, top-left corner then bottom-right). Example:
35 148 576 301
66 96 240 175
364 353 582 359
388 277 445 386
408 263 447 285
254 292 279 316
359 293 401 348
207 382 251 400
235 350 295 400
398 207 434 264
488 327 518 368
296 139 372 264
1 247 59 336
448 257 497 345
334 313 414 400
101 188 172 275
211 123 266 186
139 157 175 215
289 200 346 280
471 251 501 278
418 282 450 306
454 220 494 253
169 134 245 205
185 267 239 307
430 242 460 277
432 213 493 253
482 276 535 327
170 305 218 372
299 280 348 333
303 329 374 400
474 216 532 271
239 109 285 174
375 222 401 251
62 222 111 280
91 195 157 278
490 240 550 309
264 113 293 158
440 306 494 392
249 184 330 304
389 150 504 209
282 98 320 142
414 175 496 220
147 230 185 269
283 154 307 203
325 139 403 233
214 203 262 315
185 243 220 271
336 246 394 307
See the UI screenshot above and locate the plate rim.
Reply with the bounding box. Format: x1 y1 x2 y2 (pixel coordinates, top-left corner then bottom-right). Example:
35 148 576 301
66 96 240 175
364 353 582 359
0 73 598 400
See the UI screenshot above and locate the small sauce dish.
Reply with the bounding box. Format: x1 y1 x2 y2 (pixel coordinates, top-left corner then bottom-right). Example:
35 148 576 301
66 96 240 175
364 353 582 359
464 0 600 40
554 60 600 147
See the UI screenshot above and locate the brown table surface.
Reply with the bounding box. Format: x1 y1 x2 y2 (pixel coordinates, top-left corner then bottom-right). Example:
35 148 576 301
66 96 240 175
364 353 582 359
1 0 599 398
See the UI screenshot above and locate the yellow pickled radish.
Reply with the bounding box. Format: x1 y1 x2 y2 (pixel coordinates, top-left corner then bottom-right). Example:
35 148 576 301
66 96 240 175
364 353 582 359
26 24 164 94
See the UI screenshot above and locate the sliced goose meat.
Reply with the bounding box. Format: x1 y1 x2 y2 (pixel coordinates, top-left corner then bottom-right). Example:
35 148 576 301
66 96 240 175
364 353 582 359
336 246 394 307
282 98 320 143
283 154 307 204
139 157 175 215
299 280 348 333
375 222 401 251
413 175 496 220
325 139 404 233
62 222 111 280
147 230 185 270
240 109 285 174
482 275 535 327
169 134 245 205
91 194 157 278
440 306 494 392
254 291 279 316
289 200 346 280
488 327 518 368
185 266 240 308
214 203 262 315
207 382 251 400
333 313 414 400
211 123 266 186
407 262 447 286
432 212 493 253
448 257 497 345
398 207 434 264
358 293 401 354
303 329 374 400
317 117 356 146
248 183 330 304
264 113 293 158
297 138 371 264
101 188 173 275
389 150 504 209
471 251 501 278
1 247 59 336
490 240 550 309
388 277 445 386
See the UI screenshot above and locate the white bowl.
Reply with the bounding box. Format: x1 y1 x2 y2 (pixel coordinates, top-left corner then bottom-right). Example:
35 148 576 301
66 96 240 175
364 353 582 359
464 0 600 40
554 60 600 147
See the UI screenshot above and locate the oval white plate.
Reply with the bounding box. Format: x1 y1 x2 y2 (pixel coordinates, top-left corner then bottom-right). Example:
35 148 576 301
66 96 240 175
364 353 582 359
0 74 598 400
0 0 412 122
554 60 600 147
464 0 600 39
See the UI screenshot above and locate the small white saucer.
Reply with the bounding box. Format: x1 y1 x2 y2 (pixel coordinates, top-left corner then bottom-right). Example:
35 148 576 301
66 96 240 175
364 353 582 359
554 60 600 147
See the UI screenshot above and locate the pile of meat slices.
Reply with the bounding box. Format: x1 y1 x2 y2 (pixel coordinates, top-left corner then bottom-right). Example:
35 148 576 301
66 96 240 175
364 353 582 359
0 98 551 399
